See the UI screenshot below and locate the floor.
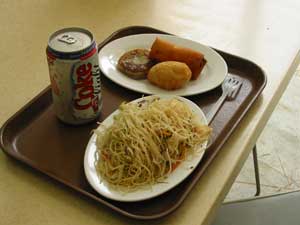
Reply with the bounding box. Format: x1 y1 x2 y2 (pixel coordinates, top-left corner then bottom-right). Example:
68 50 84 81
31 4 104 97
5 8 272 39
226 68 300 201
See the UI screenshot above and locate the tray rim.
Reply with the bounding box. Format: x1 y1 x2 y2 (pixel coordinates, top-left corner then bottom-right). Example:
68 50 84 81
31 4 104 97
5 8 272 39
0 25 267 220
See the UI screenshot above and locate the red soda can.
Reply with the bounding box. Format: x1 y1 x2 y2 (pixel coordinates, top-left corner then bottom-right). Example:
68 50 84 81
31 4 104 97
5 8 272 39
46 27 102 125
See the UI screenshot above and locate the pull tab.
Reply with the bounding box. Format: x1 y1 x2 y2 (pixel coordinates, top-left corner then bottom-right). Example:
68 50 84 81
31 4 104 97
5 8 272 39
57 34 77 44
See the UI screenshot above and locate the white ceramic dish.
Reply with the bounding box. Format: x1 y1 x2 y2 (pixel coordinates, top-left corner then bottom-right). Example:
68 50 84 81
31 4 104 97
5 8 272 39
84 95 209 202
98 33 227 96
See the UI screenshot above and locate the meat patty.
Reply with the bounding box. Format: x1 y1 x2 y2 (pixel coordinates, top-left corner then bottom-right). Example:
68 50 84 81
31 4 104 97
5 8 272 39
117 49 154 79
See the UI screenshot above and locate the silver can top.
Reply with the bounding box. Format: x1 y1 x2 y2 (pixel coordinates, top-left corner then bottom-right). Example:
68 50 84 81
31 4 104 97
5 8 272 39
48 27 93 53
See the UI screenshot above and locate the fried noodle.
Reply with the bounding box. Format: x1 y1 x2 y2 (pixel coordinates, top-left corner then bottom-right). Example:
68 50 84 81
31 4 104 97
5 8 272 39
94 97 211 191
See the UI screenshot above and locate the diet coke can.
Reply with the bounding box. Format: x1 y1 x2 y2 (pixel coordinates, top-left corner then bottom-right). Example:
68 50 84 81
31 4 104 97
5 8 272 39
46 27 102 125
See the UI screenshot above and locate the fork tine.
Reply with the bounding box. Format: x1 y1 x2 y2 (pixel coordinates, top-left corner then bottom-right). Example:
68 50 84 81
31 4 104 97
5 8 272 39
225 76 231 83
231 78 238 85
227 88 235 98
229 81 242 99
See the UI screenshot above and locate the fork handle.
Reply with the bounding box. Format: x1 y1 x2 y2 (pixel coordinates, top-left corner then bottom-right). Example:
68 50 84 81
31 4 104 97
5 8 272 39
206 92 228 125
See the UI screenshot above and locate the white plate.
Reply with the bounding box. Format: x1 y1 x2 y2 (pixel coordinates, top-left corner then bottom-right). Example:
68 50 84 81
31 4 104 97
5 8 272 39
98 34 227 96
84 95 209 202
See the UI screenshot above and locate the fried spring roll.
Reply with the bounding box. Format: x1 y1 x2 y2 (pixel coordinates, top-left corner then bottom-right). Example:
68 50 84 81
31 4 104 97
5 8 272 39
149 38 207 80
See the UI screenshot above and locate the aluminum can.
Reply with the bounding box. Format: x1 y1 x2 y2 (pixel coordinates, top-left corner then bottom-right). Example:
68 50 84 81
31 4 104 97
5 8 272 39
46 27 102 125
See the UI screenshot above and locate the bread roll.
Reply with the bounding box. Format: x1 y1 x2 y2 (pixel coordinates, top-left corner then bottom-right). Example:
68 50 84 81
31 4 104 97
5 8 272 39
147 61 192 90
149 38 206 80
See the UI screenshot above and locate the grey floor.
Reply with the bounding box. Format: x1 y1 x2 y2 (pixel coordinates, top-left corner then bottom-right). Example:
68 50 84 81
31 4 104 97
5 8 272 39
226 68 300 201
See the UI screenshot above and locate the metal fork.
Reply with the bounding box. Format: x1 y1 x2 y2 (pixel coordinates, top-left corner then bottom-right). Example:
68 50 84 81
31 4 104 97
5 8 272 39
206 76 242 124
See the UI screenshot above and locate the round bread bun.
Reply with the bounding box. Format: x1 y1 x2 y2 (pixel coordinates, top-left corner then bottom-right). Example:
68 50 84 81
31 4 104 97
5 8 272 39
147 61 192 90
117 49 154 80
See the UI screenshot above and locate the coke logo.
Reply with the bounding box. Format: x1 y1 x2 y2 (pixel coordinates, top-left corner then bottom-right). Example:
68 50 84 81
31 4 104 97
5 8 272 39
73 63 98 112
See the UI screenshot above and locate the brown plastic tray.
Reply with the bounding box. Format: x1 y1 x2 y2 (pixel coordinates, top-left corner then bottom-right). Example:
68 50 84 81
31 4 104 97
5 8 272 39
0 26 266 220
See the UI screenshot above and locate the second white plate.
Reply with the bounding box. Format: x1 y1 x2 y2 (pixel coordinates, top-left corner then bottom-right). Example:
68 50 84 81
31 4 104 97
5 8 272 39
98 33 227 96
84 95 208 202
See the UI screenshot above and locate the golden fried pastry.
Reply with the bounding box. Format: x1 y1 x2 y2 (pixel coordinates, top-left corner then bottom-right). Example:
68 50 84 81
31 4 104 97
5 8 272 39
117 49 154 79
149 38 207 80
147 61 192 90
